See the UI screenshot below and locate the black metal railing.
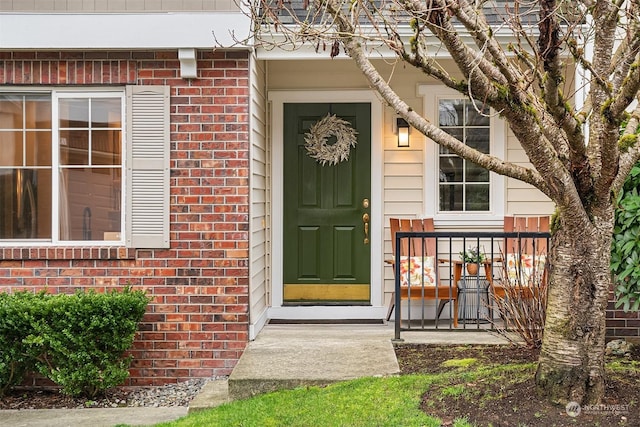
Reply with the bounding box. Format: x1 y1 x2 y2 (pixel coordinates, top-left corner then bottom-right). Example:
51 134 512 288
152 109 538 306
393 231 550 340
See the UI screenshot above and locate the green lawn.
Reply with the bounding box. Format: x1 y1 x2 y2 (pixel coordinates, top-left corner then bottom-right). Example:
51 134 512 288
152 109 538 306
154 375 452 427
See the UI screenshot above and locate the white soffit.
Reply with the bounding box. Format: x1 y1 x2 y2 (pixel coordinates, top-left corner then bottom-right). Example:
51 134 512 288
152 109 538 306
0 13 250 50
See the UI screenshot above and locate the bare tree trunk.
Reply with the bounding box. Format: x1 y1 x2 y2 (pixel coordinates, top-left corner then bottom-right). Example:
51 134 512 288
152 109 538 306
535 208 614 404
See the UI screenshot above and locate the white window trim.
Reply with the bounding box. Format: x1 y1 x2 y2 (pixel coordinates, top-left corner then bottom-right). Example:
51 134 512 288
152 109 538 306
54 90 126 245
418 84 505 228
0 88 127 247
0 85 170 249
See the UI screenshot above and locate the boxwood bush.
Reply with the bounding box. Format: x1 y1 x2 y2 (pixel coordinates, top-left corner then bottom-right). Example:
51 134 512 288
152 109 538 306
0 292 42 396
0 288 148 397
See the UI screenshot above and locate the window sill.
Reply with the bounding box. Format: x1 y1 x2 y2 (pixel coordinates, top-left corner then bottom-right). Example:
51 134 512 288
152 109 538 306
0 247 135 261
434 214 504 229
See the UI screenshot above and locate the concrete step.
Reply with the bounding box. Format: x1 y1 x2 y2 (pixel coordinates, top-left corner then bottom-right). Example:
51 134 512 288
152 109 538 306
188 379 231 413
187 323 510 411
226 324 400 401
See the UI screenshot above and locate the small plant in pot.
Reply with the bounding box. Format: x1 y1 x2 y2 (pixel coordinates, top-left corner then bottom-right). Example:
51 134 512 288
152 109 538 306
460 246 486 275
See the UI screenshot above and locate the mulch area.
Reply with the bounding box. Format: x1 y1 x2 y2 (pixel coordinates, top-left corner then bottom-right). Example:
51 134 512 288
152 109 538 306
395 344 639 427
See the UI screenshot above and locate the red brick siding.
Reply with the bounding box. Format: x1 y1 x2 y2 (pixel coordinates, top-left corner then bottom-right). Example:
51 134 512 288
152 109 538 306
0 50 250 386
607 290 640 343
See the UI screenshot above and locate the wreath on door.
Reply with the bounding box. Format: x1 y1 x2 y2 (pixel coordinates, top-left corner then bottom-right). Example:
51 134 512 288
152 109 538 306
304 114 358 166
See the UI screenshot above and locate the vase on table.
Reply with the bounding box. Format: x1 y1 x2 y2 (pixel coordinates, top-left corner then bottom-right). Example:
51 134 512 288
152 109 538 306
466 263 479 275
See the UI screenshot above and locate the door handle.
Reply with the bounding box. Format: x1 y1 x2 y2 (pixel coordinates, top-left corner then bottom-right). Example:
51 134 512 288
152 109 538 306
362 213 370 245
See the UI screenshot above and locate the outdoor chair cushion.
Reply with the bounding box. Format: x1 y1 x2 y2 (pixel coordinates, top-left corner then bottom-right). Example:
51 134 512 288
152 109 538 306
399 256 436 287
505 254 546 285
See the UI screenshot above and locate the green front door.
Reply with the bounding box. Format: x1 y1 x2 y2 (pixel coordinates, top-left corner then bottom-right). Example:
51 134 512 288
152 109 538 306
283 103 371 304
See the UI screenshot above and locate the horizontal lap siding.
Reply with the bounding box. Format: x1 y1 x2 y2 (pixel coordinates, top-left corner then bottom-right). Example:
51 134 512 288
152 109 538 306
249 56 268 334
0 50 251 386
0 0 239 12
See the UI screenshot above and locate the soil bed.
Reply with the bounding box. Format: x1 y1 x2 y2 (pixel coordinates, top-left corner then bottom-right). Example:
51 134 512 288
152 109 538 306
395 344 640 427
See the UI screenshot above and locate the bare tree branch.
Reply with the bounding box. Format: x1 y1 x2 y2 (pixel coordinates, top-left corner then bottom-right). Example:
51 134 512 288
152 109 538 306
322 0 548 191
613 96 640 192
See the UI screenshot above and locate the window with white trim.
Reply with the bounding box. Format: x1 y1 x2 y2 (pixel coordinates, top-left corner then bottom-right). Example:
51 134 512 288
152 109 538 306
0 87 170 247
419 85 504 224
438 98 490 211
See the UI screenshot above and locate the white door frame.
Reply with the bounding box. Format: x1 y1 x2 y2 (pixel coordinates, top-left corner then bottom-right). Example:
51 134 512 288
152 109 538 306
268 90 385 320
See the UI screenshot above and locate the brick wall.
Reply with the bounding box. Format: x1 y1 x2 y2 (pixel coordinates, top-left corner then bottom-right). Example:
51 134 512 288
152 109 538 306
0 50 250 386
607 291 640 343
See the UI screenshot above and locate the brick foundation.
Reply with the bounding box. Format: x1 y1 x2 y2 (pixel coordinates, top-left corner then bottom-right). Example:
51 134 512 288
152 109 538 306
0 50 250 386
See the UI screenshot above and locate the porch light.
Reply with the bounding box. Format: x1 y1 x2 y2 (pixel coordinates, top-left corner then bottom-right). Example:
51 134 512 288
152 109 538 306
396 118 410 147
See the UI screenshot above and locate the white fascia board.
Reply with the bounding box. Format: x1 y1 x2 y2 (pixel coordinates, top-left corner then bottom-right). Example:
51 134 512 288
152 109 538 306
0 13 251 50
255 27 526 60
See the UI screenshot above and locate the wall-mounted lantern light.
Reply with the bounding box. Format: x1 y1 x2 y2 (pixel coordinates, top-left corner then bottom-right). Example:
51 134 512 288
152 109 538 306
396 118 410 147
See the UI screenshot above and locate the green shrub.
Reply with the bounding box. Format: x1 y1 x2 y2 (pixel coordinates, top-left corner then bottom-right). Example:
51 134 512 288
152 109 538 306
611 162 640 311
0 288 148 398
0 292 42 396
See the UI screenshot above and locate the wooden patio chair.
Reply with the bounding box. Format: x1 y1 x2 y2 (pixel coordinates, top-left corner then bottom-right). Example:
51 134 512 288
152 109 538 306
386 218 458 327
491 216 550 301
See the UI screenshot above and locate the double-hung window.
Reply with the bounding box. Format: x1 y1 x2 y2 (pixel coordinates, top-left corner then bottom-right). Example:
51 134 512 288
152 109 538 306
419 85 504 225
0 87 170 247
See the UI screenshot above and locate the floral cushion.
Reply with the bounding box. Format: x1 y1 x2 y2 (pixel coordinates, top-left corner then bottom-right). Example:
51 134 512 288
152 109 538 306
399 256 436 287
505 254 546 285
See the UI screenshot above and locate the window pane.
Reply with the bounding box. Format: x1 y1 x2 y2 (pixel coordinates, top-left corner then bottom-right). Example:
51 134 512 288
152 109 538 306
26 131 52 166
466 161 490 182
0 96 23 128
465 102 490 126
92 98 121 128
440 184 463 211
438 98 491 213
466 185 490 211
60 129 89 165
92 130 122 165
0 169 52 239
59 99 89 128
0 131 23 166
25 96 52 129
440 128 463 154
59 168 122 241
466 128 490 153
439 100 463 126
440 157 463 182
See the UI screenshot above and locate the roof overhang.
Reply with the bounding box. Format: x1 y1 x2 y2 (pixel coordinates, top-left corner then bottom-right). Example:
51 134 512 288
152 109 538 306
0 12 251 50
254 26 529 60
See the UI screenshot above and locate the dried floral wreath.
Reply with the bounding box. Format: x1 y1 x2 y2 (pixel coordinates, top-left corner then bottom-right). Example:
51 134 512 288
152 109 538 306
304 114 358 166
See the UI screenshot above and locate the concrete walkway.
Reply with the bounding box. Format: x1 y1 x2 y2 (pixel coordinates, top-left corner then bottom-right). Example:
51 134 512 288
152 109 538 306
0 407 188 427
1 322 509 426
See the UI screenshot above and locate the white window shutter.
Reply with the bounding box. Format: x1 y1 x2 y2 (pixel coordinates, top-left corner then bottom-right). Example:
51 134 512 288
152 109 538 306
126 85 170 248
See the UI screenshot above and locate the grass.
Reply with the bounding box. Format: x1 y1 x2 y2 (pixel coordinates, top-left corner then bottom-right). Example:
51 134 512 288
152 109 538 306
148 363 537 427
155 375 447 427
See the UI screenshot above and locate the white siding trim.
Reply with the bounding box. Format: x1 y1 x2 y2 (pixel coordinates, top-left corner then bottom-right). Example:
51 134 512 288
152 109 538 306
126 85 170 249
268 90 384 319
249 306 269 341
0 13 249 49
